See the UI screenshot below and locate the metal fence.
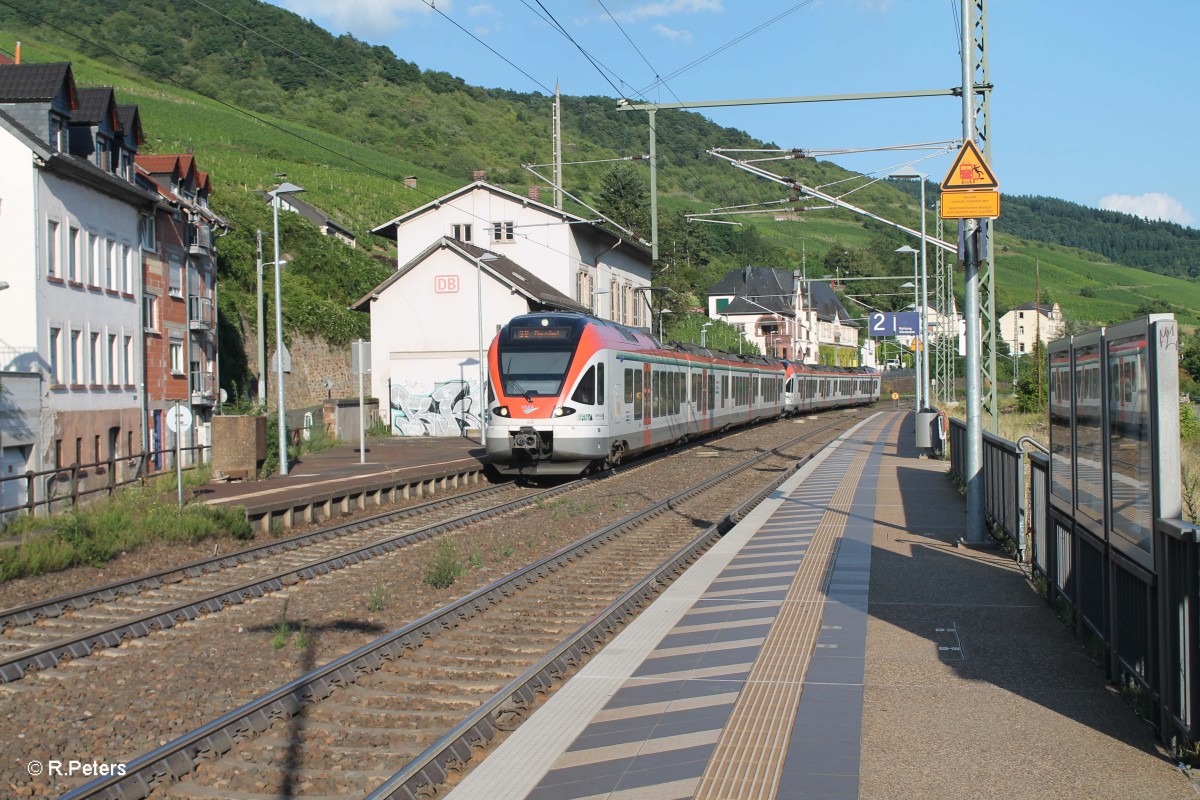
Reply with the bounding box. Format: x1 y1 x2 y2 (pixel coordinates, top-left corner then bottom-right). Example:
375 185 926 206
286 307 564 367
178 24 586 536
949 416 1200 754
0 444 210 519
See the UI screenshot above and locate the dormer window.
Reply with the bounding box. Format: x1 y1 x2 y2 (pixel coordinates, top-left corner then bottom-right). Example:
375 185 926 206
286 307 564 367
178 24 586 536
49 114 66 152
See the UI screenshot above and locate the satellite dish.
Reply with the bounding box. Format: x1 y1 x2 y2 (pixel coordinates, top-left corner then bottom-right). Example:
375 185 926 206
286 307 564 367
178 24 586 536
219 388 228 404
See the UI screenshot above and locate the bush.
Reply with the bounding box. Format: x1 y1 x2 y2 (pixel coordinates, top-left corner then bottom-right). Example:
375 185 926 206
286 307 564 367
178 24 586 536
1182 402 1200 441
423 538 463 589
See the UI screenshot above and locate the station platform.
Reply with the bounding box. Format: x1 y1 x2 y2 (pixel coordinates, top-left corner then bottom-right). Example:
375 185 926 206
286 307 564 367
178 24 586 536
444 411 1192 800
195 435 488 532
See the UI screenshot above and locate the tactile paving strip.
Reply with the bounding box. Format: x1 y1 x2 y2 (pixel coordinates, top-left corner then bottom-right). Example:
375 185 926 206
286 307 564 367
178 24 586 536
691 451 867 800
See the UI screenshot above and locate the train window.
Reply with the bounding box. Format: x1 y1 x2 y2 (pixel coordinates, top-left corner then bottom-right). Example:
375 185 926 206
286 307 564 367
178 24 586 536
499 351 573 396
634 370 643 420
624 368 634 405
571 366 596 405
597 363 605 404
707 374 715 410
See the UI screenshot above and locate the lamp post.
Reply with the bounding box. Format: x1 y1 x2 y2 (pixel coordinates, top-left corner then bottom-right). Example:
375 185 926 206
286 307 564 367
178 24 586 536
268 181 304 476
475 252 499 446
700 321 714 349
891 168 929 409
658 309 672 341
897 248 920 412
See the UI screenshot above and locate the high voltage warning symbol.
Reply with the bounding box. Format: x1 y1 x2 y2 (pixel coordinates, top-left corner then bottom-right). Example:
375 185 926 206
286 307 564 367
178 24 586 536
941 140 998 190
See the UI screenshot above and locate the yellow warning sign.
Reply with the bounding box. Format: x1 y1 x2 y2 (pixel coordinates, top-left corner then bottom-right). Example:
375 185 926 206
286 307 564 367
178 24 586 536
940 190 1000 219
941 140 998 191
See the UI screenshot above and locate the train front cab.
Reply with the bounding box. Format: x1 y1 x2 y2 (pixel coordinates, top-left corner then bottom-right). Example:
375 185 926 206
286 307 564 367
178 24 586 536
486 314 615 476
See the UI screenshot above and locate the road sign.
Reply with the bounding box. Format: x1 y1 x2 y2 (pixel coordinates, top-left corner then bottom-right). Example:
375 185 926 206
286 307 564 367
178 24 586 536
941 190 1001 219
940 140 998 191
166 404 192 433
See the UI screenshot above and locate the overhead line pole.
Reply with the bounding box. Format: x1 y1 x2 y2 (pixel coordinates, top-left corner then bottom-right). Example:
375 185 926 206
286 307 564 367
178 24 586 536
962 0 986 544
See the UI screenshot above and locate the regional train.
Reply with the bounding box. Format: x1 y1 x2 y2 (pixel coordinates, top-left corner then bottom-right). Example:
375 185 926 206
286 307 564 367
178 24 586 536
485 312 880 476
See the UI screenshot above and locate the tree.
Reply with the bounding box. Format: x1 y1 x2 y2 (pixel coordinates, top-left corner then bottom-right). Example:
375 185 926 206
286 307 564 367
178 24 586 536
597 164 650 238
1015 340 1048 413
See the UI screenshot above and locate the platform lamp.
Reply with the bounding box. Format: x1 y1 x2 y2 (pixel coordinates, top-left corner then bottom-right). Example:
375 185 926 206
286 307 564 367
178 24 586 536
700 321 714 349
897 247 921 412
891 167 930 408
268 181 304 476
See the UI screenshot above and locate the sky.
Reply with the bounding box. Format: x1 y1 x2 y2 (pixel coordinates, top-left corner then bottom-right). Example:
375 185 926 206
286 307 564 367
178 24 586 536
268 0 1198 228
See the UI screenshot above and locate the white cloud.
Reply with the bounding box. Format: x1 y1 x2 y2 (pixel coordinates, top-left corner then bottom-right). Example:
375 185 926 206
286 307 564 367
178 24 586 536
468 3 496 17
616 0 723 23
279 0 435 36
653 24 693 43
1099 192 1195 226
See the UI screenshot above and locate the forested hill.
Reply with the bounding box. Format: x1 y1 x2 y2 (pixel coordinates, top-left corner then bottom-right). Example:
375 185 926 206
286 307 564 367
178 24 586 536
1001 195 1200 279
0 0 768 192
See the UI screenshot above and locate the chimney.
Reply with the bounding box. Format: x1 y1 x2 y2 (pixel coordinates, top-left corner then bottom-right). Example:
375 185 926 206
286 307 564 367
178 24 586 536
528 185 540 201
14 41 20 64
472 170 487 182
403 176 417 188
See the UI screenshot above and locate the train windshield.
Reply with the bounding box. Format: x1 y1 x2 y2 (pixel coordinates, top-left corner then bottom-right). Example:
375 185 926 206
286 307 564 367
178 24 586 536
496 316 586 398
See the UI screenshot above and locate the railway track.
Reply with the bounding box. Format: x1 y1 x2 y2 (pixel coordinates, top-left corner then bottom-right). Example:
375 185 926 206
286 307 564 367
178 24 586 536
59 412 868 800
0 414 845 684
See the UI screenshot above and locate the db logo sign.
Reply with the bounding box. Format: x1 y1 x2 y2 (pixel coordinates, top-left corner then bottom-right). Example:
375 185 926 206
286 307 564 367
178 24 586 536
434 275 460 293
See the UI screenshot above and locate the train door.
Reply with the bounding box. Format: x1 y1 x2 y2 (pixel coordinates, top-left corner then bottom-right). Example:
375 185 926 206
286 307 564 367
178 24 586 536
642 363 653 446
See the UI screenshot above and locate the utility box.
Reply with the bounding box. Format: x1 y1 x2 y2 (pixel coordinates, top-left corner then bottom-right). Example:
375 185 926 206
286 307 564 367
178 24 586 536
915 409 939 451
212 415 267 481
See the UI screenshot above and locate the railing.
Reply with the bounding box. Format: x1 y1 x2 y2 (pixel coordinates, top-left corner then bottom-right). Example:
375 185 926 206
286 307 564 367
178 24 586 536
0 444 210 519
189 295 214 331
190 369 215 402
947 417 1026 557
188 225 212 255
948 416 1200 755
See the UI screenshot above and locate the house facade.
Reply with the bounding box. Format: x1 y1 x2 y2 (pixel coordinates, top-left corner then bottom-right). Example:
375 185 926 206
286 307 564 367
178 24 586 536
999 302 1065 355
0 62 155 501
351 238 586 436
706 267 860 364
136 154 222 467
372 180 653 327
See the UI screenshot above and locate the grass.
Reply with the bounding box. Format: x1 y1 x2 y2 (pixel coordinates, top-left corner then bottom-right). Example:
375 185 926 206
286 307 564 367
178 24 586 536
0 467 252 582
368 582 387 612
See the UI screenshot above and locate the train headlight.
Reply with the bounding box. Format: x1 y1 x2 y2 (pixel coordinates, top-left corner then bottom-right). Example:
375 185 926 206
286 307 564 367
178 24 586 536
553 406 577 417
495 406 510 417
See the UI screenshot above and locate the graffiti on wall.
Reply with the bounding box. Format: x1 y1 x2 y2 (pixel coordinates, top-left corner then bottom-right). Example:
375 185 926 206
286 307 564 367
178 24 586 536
391 379 481 436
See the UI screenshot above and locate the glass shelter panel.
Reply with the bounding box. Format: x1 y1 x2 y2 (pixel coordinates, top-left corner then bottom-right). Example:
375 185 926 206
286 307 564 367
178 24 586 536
1107 332 1152 557
1048 343 1073 504
1074 341 1105 524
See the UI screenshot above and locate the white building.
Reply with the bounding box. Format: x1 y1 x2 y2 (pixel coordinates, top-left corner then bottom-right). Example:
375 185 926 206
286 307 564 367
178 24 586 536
0 63 155 498
999 302 1065 355
371 180 653 326
351 238 586 436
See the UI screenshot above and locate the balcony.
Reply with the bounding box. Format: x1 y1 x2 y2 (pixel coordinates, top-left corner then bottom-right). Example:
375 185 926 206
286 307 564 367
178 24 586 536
188 226 212 256
190 369 215 406
189 296 214 332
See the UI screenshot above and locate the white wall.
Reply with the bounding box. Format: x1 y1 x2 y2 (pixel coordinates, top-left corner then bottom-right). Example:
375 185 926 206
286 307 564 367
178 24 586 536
393 186 573 291
38 171 142 415
390 185 651 314
369 246 532 436
0 130 39 371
